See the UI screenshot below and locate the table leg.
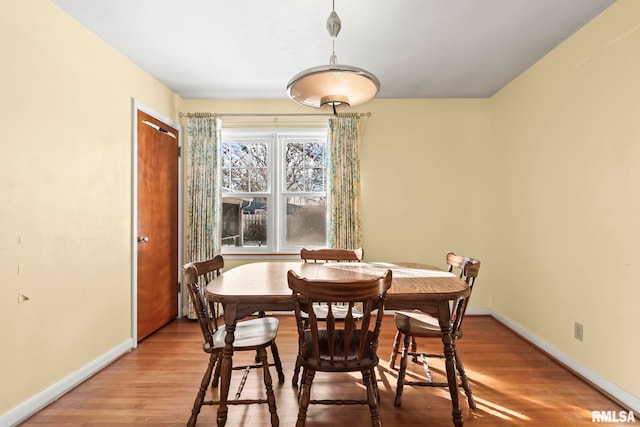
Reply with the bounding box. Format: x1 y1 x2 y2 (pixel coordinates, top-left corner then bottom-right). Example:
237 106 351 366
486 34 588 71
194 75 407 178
438 300 463 427
216 303 238 427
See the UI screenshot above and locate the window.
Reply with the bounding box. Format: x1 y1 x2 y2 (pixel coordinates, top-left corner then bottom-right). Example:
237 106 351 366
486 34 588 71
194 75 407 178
221 128 328 255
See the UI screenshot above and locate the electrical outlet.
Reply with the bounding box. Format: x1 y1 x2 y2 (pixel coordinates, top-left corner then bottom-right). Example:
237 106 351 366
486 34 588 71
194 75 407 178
574 322 584 341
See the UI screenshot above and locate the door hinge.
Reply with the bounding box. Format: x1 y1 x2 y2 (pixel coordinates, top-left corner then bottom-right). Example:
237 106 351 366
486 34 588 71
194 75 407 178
178 146 181 157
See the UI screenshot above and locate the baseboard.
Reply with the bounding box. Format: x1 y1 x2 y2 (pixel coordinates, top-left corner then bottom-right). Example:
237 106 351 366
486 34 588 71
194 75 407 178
464 307 493 316
487 309 640 414
0 338 134 427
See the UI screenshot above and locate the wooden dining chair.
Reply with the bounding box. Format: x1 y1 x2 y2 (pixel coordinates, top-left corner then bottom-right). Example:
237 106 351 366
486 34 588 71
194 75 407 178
292 247 366 387
184 256 285 386
183 258 283 427
389 252 472 366
389 253 481 411
288 269 392 427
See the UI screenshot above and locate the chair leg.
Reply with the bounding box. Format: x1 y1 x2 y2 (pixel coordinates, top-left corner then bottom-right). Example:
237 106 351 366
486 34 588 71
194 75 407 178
255 310 266 363
292 352 303 388
188 352 216 427
363 368 382 427
257 347 280 427
394 333 411 407
441 329 464 427
453 345 476 410
389 329 403 369
256 311 267 366
212 353 222 388
296 368 315 427
270 341 285 384
372 365 380 402
410 335 418 363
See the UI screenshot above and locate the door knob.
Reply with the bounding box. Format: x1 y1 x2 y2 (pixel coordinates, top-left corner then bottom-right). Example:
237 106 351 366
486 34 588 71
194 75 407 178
137 235 149 243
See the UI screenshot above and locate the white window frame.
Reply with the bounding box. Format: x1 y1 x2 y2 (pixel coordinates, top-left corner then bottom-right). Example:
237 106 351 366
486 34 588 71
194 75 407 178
221 127 328 256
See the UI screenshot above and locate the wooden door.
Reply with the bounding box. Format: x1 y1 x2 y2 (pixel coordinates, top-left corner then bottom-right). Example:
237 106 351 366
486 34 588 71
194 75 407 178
136 110 179 341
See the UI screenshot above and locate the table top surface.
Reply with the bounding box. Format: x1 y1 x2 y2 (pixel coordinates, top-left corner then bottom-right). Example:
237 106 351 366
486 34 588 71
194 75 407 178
205 261 469 304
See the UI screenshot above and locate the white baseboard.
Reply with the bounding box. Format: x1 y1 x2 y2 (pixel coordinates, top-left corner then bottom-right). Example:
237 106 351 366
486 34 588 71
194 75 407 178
0 339 134 427
488 309 640 414
465 307 493 316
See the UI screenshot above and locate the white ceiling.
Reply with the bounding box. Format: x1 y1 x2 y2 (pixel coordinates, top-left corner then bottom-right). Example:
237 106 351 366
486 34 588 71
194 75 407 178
51 0 615 99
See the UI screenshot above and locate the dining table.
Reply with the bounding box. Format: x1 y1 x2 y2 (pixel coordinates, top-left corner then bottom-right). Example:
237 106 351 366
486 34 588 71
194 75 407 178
205 260 470 427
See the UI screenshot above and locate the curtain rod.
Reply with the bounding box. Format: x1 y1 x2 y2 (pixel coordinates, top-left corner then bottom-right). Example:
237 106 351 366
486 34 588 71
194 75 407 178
179 112 371 118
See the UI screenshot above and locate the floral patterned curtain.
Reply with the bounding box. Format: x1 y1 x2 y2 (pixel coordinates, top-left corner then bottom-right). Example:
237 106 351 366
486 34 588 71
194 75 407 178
183 115 222 319
327 114 363 250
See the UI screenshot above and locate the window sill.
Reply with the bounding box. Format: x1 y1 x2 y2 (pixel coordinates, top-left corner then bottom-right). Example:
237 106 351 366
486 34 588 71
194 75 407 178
220 252 301 262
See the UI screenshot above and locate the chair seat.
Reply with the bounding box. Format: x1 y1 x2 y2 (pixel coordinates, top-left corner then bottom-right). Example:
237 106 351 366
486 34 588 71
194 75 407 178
205 317 279 352
394 310 444 337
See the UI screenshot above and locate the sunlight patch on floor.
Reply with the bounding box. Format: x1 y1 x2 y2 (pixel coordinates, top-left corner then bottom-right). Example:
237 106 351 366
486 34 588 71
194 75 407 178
473 395 532 421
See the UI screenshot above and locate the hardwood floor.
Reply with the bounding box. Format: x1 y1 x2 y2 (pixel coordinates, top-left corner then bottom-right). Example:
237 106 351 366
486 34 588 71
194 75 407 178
20 315 625 426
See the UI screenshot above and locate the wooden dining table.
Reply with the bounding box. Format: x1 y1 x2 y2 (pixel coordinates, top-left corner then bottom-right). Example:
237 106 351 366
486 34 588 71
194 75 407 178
205 261 470 427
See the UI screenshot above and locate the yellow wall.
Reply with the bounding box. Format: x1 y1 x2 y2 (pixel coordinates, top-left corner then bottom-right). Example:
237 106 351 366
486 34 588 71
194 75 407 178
492 0 640 398
0 0 180 414
359 99 496 295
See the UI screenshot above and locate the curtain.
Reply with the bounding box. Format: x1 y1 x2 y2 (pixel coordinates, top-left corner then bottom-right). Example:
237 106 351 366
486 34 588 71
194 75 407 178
183 115 222 319
327 114 363 250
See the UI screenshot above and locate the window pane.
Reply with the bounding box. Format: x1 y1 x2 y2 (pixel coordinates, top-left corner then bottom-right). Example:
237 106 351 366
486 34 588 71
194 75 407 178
285 139 326 192
285 196 326 247
221 143 231 167
306 168 326 192
285 142 304 191
249 166 268 192
222 141 268 192
230 168 248 192
305 142 325 168
221 196 268 248
221 197 242 246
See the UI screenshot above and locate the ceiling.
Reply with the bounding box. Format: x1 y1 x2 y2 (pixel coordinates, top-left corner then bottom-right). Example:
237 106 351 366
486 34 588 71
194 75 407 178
51 0 615 100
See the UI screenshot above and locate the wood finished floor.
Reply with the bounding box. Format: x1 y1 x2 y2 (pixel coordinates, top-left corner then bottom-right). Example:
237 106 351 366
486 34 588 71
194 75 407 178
20 315 626 426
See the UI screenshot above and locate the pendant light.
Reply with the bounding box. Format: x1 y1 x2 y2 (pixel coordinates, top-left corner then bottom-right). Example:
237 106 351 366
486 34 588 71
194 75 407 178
287 0 380 113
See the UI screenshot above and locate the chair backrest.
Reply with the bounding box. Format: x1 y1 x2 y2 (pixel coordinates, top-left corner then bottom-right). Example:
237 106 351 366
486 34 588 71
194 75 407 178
300 247 364 263
287 269 392 369
185 256 224 316
446 252 466 276
183 255 225 350
186 255 225 283
446 253 481 336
